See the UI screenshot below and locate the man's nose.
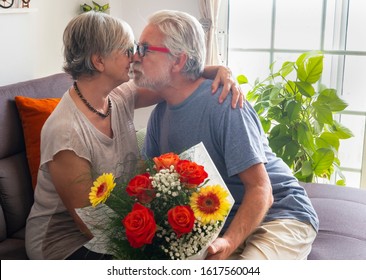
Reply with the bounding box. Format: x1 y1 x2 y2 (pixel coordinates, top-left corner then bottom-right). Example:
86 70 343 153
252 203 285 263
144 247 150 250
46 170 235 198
133 52 141 62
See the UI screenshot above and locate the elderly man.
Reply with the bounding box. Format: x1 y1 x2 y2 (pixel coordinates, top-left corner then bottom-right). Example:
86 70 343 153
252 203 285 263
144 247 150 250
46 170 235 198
133 10 318 260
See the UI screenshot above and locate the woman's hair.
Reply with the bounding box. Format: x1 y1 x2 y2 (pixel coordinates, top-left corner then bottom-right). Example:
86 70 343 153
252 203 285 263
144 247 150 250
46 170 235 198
148 10 206 81
63 11 134 79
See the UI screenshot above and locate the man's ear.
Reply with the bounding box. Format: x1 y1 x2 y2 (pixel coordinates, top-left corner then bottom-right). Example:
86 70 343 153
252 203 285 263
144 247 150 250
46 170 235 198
172 53 188 73
91 53 105 72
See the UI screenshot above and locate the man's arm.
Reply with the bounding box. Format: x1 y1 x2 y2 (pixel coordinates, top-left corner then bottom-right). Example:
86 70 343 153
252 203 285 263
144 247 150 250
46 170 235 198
206 163 274 260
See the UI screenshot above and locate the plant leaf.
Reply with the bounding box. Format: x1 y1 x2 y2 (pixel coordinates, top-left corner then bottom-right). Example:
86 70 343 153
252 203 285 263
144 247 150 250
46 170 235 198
296 123 315 153
295 81 315 97
279 61 295 77
316 132 340 151
312 148 334 176
317 88 348 112
237 74 248 85
329 120 354 139
285 100 301 122
282 140 300 166
312 102 333 125
301 161 313 177
260 117 271 133
296 51 323 84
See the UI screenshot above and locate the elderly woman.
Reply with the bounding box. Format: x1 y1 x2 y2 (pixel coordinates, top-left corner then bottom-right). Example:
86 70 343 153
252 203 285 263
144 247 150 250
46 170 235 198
25 11 242 260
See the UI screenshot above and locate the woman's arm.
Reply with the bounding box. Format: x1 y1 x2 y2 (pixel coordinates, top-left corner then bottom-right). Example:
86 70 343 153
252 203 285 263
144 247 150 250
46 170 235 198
134 66 244 109
48 150 94 239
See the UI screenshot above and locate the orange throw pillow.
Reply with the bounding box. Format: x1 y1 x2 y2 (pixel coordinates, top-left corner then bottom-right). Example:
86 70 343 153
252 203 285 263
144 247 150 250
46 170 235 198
15 96 61 189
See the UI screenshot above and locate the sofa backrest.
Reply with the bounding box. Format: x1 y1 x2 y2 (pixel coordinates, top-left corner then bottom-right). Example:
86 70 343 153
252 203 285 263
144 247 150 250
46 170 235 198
0 73 73 240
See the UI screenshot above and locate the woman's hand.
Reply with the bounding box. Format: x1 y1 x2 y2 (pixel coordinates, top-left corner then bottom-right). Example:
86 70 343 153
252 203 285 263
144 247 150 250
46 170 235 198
203 65 245 108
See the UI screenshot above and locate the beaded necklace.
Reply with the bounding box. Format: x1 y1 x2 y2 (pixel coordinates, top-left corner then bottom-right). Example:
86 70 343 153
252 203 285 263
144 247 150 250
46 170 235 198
73 82 111 118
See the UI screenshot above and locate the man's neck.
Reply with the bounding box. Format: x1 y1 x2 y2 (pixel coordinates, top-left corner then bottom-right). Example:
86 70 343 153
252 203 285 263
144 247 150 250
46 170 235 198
160 77 206 106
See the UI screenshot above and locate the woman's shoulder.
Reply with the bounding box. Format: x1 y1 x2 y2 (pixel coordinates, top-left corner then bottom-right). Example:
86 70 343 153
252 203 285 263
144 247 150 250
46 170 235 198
110 80 137 101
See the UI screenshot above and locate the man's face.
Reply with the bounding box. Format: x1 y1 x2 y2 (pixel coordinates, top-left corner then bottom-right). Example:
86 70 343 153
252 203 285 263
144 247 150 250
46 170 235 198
132 24 173 91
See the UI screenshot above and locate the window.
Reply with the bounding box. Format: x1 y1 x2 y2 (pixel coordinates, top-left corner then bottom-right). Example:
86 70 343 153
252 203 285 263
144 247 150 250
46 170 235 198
220 0 366 189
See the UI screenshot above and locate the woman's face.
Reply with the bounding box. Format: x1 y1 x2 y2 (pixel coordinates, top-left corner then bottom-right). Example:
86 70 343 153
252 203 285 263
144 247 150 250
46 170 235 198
102 43 134 87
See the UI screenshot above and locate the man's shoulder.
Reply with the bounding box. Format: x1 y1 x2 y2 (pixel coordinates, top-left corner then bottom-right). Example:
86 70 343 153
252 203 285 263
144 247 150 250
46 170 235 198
198 80 233 108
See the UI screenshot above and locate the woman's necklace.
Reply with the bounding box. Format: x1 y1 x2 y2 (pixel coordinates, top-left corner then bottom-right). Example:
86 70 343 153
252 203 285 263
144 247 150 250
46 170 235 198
73 81 111 118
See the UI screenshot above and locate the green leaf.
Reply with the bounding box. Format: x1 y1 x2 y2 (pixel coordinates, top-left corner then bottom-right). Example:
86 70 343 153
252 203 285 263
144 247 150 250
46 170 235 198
330 120 354 139
279 61 295 77
312 102 333 125
296 123 315 153
246 89 256 102
269 87 283 106
268 107 286 124
316 132 340 151
282 140 300 166
312 148 334 176
301 161 313 177
81 4 93 12
317 89 348 112
269 135 292 154
285 81 298 95
260 117 271 133
285 100 301 122
237 74 248 85
336 179 346 186
295 81 315 97
296 51 324 84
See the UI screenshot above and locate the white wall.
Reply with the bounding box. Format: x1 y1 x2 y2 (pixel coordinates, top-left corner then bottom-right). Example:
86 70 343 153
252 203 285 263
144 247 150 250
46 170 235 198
0 0 200 129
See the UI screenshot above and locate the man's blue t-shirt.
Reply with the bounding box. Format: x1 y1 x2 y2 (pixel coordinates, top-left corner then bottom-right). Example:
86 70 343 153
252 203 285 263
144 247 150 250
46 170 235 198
143 79 319 232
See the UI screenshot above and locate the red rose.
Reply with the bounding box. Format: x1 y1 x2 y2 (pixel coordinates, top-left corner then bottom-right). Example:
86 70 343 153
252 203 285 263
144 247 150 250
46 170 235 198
122 203 156 248
153 152 180 171
126 173 155 203
168 205 195 237
176 160 208 188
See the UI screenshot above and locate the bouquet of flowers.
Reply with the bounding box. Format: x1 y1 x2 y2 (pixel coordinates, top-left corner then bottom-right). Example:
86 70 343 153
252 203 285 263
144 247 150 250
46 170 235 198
86 143 234 260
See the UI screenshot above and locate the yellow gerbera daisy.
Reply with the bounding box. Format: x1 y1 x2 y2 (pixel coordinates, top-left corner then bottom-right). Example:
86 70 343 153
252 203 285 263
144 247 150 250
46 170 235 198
89 173 116 207
189 185 231 224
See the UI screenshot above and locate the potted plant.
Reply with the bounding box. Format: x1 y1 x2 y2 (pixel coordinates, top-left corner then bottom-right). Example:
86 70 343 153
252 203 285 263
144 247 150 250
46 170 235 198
238 51 353 184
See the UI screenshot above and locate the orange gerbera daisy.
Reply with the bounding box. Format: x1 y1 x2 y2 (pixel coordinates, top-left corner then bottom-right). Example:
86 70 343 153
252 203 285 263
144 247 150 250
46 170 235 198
89 173 116 207
189 185 231 224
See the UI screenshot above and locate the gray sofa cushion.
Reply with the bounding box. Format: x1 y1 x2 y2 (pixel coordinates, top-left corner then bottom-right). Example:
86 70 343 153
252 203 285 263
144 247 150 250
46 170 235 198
301 182 366 259
0 153 33 237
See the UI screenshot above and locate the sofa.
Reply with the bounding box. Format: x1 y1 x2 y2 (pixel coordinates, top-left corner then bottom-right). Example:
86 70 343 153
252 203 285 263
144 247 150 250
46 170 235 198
0 73 73 260
1 73 366 260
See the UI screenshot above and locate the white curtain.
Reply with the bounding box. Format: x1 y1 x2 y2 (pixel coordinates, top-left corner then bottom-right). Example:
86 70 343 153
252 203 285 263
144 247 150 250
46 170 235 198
199 0 222 65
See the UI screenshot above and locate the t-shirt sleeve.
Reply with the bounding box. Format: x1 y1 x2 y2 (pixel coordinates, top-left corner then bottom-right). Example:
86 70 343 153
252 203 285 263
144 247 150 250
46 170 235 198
219 101 268 177
39 111 92 171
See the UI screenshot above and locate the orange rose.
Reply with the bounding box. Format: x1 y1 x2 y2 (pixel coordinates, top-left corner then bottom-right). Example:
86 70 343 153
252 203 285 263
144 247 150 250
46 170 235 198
122 203 156 248
176 160 208 188
126 173 155 203
168 205 195 237
153 152 180 171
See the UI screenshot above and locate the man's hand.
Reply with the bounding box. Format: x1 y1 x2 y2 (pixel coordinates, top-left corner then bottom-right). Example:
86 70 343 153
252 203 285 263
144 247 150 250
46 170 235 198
205 237 234 260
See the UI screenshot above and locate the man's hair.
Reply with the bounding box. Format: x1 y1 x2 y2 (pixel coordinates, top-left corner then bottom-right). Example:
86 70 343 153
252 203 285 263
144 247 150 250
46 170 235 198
63 11 134 79
148 10 206 80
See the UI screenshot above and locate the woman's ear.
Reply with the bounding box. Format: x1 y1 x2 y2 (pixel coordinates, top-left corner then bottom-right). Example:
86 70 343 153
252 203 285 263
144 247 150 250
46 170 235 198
91 53 105 72
172 53 188 73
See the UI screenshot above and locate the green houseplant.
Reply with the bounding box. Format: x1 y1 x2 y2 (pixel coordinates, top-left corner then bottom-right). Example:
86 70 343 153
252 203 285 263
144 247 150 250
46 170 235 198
239 51 353 184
